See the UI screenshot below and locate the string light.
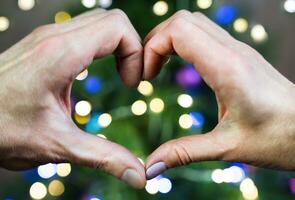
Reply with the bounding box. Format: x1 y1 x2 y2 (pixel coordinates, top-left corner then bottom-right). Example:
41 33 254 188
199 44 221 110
98 113 112 128
30 182 47 200
57 163 71 177
81 0 97 8
240 178 259 200
98 0 113 8
233 18 248 33
131 100 147 116
153 1 169 16
137 81 154 96
177 94 193 108
37 163 57 179
18 0 35 11
48 180 65 197
97 134 107 139
75 101 92 117
0 16 9 32
284 0 295 13
74 113 90 125
196 0 213 9
55 11 71 24
76 69 89 81
179 114 193 129
149 98 165 113
251 24 268 43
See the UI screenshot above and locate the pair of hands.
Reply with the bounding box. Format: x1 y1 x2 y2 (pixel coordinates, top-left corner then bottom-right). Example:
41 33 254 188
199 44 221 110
0 9 294 189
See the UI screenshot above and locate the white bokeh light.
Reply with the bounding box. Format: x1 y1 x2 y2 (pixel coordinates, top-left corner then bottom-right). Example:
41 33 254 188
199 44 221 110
0 16 9 32
153 1 169 16
284 0 295 13
37 163 57 179
145 178 160 194
18 0 35 11
81 0 96 8
75 100 92 116
177 94 193 108
98 0 113 8
158 177 172 194
251 24 268 43
30 182 47 200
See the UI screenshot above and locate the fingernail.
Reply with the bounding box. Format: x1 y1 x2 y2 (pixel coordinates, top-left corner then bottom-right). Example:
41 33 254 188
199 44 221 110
122 169 143 189
146 162 167 180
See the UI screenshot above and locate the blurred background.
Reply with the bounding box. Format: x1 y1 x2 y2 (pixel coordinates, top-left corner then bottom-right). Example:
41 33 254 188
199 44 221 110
0 0 294 200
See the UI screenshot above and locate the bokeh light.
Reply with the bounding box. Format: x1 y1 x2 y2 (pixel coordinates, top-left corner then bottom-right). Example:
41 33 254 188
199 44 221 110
179 114 193 129
86 113 102 133
18 0 35 11
30 182 47 200
176 65 202 88
149 98 165 113
85 76 102 94
211 169 224 184
145 178 160 194
251 24 268 43
98 113 112 128
76 69 89 81
37 163 57 179
284 0 295 13
190 112 205 129
97 134 107 139
158 178 172 194
81 0 97 8
289 178 295 194
0 16 10 32
211 166 245 184
233 18 248 33
55 11 71 24
215 5 237 25
196 0 213 9
57 163 71 177
177 94 193 108
48 180 65 197
240 178 258 200
131 100 147 116
74 113 90 125
75 101 92 117
153 1 169 16
98 0 113 8
137 81 153 96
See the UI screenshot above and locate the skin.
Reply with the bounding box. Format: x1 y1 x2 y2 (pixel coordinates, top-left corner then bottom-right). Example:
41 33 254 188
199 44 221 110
0 9 146 189
144 10 295 178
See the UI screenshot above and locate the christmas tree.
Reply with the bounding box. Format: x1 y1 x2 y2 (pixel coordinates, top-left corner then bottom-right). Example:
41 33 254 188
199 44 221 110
0 0 294 200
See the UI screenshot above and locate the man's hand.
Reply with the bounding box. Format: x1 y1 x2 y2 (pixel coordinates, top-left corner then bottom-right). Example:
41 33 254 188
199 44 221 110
144 10 295 179
0 9 146 189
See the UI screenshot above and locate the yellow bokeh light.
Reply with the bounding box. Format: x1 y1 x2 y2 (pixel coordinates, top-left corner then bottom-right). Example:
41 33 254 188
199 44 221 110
81 0 96 8
0 16 9 32
179 114 193 129
149 98 165 113
177 94 193 108
131 100 147 116
76 69 88 81
30 182 47 200
240 178 259 200
18 0 35 11
251 24 268 43
153 1 169 16
75 101 91 117
48 180 65 197
55 11 71 24
137 81 154 96
74 113 90 125
233 18 248 33
196 0 213 9
97 134 107 139
57 163 71 177
98 113 112 128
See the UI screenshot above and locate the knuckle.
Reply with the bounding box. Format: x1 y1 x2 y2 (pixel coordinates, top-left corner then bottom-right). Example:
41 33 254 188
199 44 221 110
169 17 188 31
193 11 205 18
174 9 191 19
32 24 55 37
109 9 127 20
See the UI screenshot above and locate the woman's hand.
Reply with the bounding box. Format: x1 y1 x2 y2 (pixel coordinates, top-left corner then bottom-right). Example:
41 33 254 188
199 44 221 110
0 9 146 189
144 10 295 179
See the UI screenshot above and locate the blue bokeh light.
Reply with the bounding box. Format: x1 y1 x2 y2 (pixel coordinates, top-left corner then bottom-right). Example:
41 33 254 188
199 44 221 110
190 112 205 129
86 113 102 133
85 76 102 94
215 5 237 25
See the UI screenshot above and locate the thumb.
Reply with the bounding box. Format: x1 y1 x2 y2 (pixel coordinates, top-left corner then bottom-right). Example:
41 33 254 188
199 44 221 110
145 131 227 180
64 127 146 189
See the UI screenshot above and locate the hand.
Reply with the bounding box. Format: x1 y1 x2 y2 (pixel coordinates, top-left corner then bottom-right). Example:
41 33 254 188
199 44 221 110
144 10 295 179
0 9 146 189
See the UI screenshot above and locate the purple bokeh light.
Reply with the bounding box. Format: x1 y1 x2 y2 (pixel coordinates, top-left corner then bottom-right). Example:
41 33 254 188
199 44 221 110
176 64 202 88
290 178 295 194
